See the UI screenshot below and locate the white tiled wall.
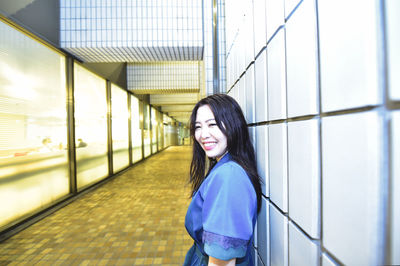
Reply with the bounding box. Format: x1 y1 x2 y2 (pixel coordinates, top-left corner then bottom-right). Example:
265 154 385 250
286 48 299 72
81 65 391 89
288 222 319 266
255 50 268 123
322 111 383 265
266 0 285 42
321 253 338 266
386 0 400 100
225 0 395 264
391 111 400 265
256 125 269 196
246 64 255 124
285 0 318 118
257 197 270 265
267 28 287 121
270 203 288 266
288 119 320 238
318 0 381 112
268 123 288 213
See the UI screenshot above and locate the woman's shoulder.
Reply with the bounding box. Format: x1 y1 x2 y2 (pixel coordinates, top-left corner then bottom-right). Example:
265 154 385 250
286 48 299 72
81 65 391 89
207 160 251 186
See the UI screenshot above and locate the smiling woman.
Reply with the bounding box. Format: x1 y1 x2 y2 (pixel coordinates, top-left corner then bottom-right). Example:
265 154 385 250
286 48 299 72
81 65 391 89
184 94 262 266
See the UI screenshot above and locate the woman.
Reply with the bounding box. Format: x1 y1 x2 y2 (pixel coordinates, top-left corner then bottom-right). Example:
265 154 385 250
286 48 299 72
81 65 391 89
184 94 262 266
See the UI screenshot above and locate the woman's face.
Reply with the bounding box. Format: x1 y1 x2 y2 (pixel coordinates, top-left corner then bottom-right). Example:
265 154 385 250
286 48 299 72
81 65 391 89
194 104 228 159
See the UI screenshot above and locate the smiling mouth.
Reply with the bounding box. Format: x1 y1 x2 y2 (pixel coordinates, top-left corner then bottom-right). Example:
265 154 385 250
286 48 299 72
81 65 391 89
203 142 216 151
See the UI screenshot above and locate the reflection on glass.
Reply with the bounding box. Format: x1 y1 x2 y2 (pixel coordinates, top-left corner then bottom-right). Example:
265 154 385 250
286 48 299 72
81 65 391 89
151 107 157 153
0 20 69 228
74 64 108 189
111 84 129 172
143 103 151 157
158 112 164 150
131 95 142 163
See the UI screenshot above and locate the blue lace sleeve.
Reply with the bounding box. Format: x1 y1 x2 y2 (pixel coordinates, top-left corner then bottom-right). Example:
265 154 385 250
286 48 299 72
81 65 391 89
203 231 248 260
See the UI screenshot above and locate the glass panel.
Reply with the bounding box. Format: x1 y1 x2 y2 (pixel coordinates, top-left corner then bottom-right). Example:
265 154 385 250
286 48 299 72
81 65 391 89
158 111 164 150
130 95 142 163
143 103 151 157
111 84 129 172
74 64 108 189
151 107 157 153
0 20 69 228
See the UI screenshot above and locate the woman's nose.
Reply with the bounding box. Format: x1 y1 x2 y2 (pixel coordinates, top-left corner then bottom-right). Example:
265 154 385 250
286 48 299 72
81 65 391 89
200 127 210 139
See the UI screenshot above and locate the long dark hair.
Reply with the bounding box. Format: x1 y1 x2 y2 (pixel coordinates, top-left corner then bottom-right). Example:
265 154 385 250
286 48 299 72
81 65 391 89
189 94 262 213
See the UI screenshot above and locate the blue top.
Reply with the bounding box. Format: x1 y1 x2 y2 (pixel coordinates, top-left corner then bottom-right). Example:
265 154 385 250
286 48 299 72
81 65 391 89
184 153 257 265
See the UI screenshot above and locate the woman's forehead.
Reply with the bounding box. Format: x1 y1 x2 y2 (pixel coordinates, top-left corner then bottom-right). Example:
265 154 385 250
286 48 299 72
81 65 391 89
196 105 215 121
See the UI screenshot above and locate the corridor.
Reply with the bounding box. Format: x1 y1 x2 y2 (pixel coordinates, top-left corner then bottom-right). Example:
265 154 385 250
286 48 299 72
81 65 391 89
0 146 193 265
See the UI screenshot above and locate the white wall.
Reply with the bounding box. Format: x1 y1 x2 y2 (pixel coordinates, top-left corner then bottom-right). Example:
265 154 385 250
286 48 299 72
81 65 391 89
226 0 399 265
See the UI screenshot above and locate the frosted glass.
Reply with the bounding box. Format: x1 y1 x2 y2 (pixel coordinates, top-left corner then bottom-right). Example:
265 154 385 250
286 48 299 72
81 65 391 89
131 95 143 163
151 107 158 153
111 84 129 172
74 64 108 189
0 20 69 228
143 104 151 158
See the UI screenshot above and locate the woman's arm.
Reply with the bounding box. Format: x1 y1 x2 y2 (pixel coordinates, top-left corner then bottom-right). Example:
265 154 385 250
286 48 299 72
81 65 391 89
209 256 236 266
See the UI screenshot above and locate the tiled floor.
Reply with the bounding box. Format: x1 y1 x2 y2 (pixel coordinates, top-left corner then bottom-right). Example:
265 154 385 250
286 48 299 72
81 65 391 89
0 146 194 265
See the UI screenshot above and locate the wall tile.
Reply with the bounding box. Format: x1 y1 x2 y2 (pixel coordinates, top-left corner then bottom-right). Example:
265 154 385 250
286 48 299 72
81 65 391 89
239 77 246 117
386 0 400 100
321 253 339 266
270 203 288 266
256 125 269 196
391 111 400 265
266 0 285 42
267 28 287 121
255 50 268 123
268 123 288 213
288 119 320 238
288 222 319 266
286 0 318 118
246 64 255 123
322 111 383 265
257 197 270 265
244 1 255 66
284 0 301 18
318 0 381 112
253 0 267 54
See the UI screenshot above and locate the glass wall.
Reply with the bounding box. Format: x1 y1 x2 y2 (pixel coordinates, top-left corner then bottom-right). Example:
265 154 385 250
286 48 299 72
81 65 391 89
111 84 129 172
143 103 151 157
74 64 108 190
130 95 142 163
158 111 164 150
151 107 158 153
0 20 69 228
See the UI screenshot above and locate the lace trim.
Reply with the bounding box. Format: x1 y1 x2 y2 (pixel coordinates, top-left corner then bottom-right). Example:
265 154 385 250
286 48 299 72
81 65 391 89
202 231 248 250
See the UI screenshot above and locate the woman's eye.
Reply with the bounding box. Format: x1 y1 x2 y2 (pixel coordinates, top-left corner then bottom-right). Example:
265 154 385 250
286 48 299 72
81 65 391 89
194 126 201 130
209 123 217 127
